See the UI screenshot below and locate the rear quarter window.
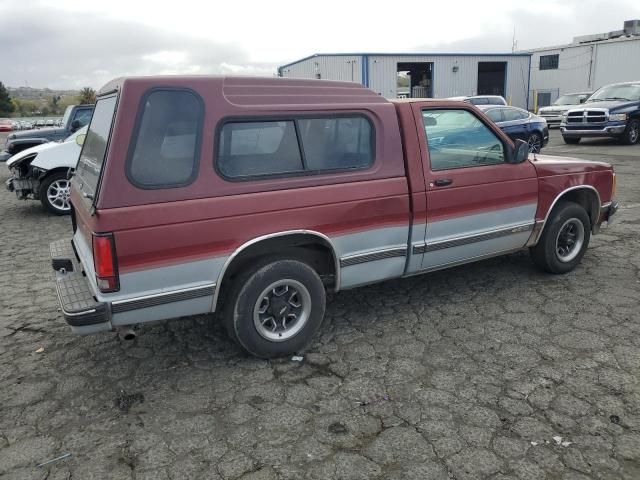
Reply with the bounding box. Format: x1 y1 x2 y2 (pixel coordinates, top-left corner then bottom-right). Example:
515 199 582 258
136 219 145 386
126 89 204 189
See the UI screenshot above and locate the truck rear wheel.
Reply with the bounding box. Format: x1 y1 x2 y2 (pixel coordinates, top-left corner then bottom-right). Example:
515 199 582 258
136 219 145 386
562 136 580 144
225 258 326 358
620 119 639 145
39 171 72 215
530 201 591 274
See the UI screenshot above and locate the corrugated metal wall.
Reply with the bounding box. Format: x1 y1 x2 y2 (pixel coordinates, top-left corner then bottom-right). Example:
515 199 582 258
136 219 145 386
529 45 593 108
528 37 640 108
593 38 640 86
279 55 363 83
280 54 530 109
367 55 530 108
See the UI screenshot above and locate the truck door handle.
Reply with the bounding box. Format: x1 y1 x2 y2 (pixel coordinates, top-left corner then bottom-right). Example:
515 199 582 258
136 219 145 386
434 178 453 187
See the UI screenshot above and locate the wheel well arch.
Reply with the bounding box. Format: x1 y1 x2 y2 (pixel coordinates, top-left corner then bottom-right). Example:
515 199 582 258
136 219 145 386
212 231 340 312
42 167 73 177
544 186 601 230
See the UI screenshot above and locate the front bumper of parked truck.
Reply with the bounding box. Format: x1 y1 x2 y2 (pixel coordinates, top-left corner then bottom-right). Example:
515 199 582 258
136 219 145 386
560 120 627 138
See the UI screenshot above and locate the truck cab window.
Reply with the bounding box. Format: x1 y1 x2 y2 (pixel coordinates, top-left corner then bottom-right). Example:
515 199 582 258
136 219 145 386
422 109 505 171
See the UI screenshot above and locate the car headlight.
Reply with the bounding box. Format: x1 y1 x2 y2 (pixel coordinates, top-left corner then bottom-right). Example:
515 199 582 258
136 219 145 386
609 113 627 122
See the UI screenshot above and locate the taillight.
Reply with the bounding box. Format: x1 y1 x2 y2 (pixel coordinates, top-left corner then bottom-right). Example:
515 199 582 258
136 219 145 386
612 172 617 198
92 233 119 292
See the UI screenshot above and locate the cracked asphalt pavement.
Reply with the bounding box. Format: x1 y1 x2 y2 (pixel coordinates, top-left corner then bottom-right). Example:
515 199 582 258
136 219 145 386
1 132 639 479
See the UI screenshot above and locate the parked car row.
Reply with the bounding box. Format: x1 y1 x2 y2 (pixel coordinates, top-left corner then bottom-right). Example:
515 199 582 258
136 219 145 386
0 117 63 132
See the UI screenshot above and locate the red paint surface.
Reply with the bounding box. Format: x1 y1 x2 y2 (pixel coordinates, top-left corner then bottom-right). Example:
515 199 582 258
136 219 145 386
70 77 615 276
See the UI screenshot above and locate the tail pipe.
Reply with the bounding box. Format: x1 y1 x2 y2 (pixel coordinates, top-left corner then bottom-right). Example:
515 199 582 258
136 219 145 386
117 327 136 341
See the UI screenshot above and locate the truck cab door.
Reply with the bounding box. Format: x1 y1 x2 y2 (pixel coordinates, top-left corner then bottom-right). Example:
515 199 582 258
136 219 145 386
411 103 538 272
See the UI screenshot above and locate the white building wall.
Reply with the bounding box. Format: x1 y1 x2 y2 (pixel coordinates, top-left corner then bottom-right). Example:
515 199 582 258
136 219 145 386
528 45 594 107
368 55 529 108
279 55 363 83
528 37 640 108
592 38 640 87
280 54 530 109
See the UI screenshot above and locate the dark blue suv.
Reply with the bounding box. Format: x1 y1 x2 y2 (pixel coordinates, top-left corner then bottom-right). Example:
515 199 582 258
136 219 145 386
560 82 640 145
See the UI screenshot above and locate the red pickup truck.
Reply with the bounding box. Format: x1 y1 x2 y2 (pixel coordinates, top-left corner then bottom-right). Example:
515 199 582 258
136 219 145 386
50 76 618 358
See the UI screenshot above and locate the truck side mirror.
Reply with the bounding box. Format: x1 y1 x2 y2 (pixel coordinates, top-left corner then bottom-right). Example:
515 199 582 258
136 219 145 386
71 120 81 132
507 140 529 164
513 139 529 163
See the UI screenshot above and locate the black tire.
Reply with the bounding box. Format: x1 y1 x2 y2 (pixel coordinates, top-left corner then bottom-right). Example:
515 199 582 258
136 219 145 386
39 171 72 215
224 258 326 358
528 132 542 153
562 136 580 144
530 201 591 274
619 119 639 145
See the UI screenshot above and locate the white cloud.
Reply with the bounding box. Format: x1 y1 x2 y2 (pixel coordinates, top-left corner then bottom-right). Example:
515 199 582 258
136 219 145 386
1 0 639 88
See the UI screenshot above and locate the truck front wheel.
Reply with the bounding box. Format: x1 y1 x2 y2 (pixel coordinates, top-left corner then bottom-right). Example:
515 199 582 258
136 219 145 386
39 171 72 215
530 201 591 274
619 119 639 145
225 258 326 358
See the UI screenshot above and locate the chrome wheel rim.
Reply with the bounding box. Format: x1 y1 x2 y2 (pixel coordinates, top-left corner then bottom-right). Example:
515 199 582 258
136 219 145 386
528 134 541 153
630 123 639 143
253 279 311 342
555 218 585 263
47 179 71 211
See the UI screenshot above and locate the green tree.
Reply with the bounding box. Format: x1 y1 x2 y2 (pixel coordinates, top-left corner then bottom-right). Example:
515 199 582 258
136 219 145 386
77 87 96 105
48 95 62 114
0 82 15 116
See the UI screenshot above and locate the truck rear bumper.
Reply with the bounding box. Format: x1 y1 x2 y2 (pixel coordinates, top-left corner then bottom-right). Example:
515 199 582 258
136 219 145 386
50 239 113 334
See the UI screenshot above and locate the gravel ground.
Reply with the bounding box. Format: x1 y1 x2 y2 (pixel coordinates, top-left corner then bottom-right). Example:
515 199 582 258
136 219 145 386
1 131 639 480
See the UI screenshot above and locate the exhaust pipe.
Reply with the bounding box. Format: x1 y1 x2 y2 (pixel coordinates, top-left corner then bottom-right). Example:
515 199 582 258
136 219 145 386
117 327 136 341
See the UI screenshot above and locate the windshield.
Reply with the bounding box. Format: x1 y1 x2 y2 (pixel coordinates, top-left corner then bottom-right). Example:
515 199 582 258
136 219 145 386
75 95 117 197
588 84 640 102
553 94 585 105
61 106 73 127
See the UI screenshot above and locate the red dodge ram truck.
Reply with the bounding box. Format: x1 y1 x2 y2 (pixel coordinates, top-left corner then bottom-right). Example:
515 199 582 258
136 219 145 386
50 76 618 358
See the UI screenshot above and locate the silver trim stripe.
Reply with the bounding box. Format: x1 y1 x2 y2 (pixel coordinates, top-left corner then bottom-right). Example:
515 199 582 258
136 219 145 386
111 284 216 314
413 222 535 255
340 246 408 267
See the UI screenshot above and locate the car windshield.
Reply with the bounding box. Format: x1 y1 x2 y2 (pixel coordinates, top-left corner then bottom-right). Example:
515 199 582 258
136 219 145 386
588 84 640 102
553 94 584 105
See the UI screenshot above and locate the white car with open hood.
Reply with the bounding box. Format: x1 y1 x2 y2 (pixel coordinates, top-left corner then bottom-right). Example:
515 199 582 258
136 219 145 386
5 127 87 215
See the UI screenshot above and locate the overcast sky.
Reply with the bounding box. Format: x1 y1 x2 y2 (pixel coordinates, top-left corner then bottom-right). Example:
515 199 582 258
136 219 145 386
1 0 639 89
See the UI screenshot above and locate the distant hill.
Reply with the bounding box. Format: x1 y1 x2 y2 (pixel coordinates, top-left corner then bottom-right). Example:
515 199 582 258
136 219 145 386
8 86 79 100
7 87 80 117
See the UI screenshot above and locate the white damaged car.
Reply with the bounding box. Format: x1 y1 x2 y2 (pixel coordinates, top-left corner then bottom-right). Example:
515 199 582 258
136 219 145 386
5 127 87 215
